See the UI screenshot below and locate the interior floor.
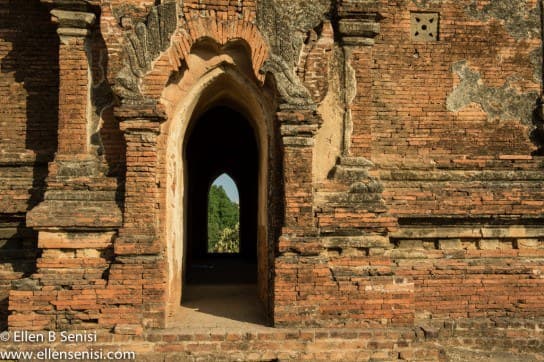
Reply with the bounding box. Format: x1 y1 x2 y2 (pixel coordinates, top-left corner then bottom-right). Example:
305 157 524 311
169 284 268 330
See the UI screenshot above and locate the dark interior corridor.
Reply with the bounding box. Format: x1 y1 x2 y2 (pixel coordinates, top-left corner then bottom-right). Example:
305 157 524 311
184 106 259 285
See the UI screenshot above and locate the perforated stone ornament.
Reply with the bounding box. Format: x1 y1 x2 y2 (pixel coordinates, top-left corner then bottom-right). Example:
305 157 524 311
411 12 439 41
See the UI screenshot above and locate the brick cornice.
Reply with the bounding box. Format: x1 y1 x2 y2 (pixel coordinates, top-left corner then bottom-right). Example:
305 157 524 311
119 120 161 135
336 1 383 46
51 9 95 28
50 8 96 40
338 17 381 46
114 102 167 124
26 200 123 230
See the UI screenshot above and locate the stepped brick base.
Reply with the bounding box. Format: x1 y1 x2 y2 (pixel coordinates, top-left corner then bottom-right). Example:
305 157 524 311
1 318 543 361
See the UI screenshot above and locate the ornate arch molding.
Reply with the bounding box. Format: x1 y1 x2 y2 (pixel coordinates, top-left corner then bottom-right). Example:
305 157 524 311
166 16 269 83
113 3 270 107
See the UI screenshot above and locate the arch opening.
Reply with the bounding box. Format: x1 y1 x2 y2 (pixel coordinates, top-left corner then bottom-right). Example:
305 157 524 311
184 106 258 285
207 173 240 254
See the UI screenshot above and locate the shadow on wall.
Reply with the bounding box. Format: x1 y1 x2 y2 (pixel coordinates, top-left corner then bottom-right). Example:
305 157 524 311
0 222 39 331
0 0 59 208
531 99 544 156
0 0 59 330
1 0 59 162
89 5 126 209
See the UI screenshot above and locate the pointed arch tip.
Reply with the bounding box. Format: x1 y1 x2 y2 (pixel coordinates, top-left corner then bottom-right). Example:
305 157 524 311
210 173 241 202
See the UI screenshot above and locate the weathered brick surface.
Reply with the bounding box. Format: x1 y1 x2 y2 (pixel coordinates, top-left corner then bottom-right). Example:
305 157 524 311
1 0 544 359
57 38 89 155
391 236 544 320
297 21 335 104
367 1 541 164
0 321 542 361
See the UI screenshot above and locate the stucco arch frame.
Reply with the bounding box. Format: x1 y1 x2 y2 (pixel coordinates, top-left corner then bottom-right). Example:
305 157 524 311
158 52 277 321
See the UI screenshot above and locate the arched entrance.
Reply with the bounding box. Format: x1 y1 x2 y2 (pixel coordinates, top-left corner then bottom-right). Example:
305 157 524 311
159 53 278 325
111 7 288 327
184 106 259 284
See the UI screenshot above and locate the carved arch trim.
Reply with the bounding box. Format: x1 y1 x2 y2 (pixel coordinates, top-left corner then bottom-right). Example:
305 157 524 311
114 5 270 106
167 17 268 83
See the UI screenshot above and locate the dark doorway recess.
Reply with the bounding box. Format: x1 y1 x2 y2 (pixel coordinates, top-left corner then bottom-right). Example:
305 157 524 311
184 106 258 285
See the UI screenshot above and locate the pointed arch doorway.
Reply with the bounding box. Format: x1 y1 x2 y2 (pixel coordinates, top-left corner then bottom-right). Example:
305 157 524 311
161 58 279 327
113 14 283 329
184 106 259 285
174 105 268 326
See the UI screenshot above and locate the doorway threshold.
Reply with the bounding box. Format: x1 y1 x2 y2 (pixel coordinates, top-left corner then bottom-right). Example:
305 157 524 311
167 284 268 331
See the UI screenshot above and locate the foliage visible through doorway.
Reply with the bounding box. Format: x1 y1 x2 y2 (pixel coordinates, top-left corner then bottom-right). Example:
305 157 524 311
207 183 240 253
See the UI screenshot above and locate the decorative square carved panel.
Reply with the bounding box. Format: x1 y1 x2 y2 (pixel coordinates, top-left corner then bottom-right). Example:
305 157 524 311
411 12 439 41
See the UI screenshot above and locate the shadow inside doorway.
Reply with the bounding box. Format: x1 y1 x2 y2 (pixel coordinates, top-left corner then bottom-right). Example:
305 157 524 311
175 284 267 329
177 259 266 327
186 257 257 284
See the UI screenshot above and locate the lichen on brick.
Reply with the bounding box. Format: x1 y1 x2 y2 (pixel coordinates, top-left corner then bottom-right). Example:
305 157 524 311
111 3 152 25
114 2 178 102
257 0 331 67
465 0 541 40
530 46 543 84
446 60 539 126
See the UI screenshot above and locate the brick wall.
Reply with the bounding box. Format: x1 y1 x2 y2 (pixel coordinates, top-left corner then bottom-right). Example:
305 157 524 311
306 0 544 327
367 0 540 165
355 0 544 324
2 0 544 340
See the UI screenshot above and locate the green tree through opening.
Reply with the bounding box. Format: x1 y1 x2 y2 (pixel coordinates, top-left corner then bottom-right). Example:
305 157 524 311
207 175 240 253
